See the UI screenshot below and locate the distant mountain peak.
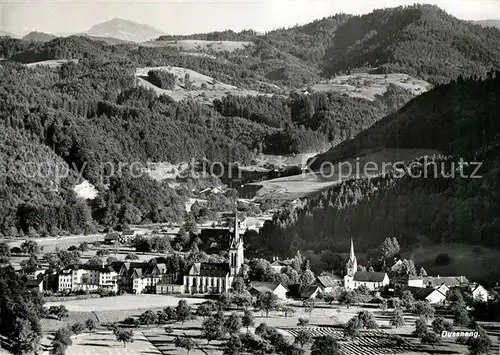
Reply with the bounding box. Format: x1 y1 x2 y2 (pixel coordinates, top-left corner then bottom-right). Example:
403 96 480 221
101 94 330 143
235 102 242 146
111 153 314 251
85 18 165 43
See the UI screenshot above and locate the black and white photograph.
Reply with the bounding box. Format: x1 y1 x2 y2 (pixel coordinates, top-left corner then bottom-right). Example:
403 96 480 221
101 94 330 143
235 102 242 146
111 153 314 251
0 0 499 354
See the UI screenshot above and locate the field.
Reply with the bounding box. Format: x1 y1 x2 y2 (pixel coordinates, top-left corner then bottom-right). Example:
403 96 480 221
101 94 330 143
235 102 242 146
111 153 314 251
135 66 275 102
140 39 253 52
305 73 432 101
25 59 79 68
247 148 440 201
42 300 492 355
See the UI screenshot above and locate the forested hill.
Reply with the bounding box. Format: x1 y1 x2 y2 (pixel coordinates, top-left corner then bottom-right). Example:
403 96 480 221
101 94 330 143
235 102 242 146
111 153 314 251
311 72 500 168
257 74 500 265
321 4 500 84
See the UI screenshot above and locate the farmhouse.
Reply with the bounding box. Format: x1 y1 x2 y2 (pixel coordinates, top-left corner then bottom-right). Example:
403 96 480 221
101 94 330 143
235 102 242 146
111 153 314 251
183 213 244 294
26 278 44 292
104 232 120 244
422 275 469 288
270 258 288 273
248 281 288 299
314 275 343 293
120 230 139 243
470 283 488 302
408 286 447 305
344 238 389 291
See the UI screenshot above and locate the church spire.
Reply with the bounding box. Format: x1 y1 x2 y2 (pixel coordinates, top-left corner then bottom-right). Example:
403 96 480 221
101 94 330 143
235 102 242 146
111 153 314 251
349 238 355 261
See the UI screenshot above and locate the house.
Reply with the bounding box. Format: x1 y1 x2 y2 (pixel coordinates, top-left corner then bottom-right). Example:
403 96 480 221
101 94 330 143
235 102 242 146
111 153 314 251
156 273 184 294
299 284 322 300
408 286 447 305
26 278 44 292
314 275 343 293
390 259 403 273
422 276 469 289
120 230 138 243
183 212 244 295
270 259 288 273
344 238 389 291
21 267 47 280
58 264 118 292
104 232 120 244
408 275 424 288
118 262 175 294
248 281 288 299
470 284 488 302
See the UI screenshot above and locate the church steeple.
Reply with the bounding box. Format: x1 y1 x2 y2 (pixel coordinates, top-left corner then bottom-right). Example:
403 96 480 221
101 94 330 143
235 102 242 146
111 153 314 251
229 211 244 276
346 238 357 277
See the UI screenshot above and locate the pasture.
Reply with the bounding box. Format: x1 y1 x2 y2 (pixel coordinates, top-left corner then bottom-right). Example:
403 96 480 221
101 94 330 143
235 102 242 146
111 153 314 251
249 148 440 201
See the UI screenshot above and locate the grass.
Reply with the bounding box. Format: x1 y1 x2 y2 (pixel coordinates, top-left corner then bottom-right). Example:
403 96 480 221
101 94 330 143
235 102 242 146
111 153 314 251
249 148 440 201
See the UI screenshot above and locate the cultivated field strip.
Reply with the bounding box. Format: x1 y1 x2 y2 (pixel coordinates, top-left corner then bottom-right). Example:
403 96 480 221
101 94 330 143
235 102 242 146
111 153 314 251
283 327 418 355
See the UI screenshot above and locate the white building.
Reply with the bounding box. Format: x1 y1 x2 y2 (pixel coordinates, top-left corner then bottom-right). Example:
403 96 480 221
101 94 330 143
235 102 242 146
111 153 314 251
248 282 288 299
183 213 244 294
344 239 389 291
408 287 447 305
58 264 118 292
470 284 488 302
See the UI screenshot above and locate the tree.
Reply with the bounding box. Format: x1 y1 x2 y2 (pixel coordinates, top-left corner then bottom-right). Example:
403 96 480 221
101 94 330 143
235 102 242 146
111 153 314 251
344 316 361 338
85 318 97 333
0 242 11 263
454 307 471 327
281 306 295 318
242 310 254 332
299 260 315 286
432 317 453 334
164 306 177 321
174 336 195 354
78 242 89 252
231 277 246 293
202 316 225 344
412 301 435 321
53 327 72 347
338 290 357 308
294 329 312 348
176 299 192 323
297 318 309 327
124 317 140 328
106 256 118 265
379 237 399 259
390 309 405 328
71 322 85 337
224 313 242 334
197 301 215 319
164 326 173 334
21 240 40 255
256 291 278 318
379 298 388 313
223 334 243 355
400 290 415 310
311 335 342 355
293 251 302 271
413 317 428 338
114 328 134 348
421 332 440 346
419 267 427 277
87 255 103 265
125 253 139 261
356 310 378 329
49 305 69 320
139 309 158 327
96 248 110 257
466 326 492 355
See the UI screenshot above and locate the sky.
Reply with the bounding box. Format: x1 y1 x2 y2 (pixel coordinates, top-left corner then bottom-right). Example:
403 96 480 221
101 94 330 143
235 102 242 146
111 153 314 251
1 0 499 36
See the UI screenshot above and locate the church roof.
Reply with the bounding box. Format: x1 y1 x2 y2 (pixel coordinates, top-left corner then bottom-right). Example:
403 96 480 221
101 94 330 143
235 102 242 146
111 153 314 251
353 271 387 282
190 263 229 277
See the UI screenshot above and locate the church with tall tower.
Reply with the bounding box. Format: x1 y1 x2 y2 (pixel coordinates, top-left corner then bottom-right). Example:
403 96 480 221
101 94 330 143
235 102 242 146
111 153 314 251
183 213 245 294
344 238 390 291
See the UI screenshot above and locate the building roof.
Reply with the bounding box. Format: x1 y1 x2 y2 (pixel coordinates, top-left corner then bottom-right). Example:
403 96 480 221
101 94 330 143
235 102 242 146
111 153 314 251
316 275 342 288
249 281 288 294
408 287 446 301
189 263 229 277
353 271 388 283
299 285 321 299
104 232 120 240
62 264 116 273
271 260 288 267
423 276 469 288
26 279 43 288
121 230 136 236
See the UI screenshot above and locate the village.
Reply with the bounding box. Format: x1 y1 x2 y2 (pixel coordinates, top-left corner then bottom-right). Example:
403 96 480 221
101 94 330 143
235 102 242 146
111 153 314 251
2 211 498 355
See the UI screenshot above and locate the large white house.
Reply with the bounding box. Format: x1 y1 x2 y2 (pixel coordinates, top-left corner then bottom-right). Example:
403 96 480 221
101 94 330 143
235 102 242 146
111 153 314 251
344 239 389 291
183 213 245 294
58 264 118 292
